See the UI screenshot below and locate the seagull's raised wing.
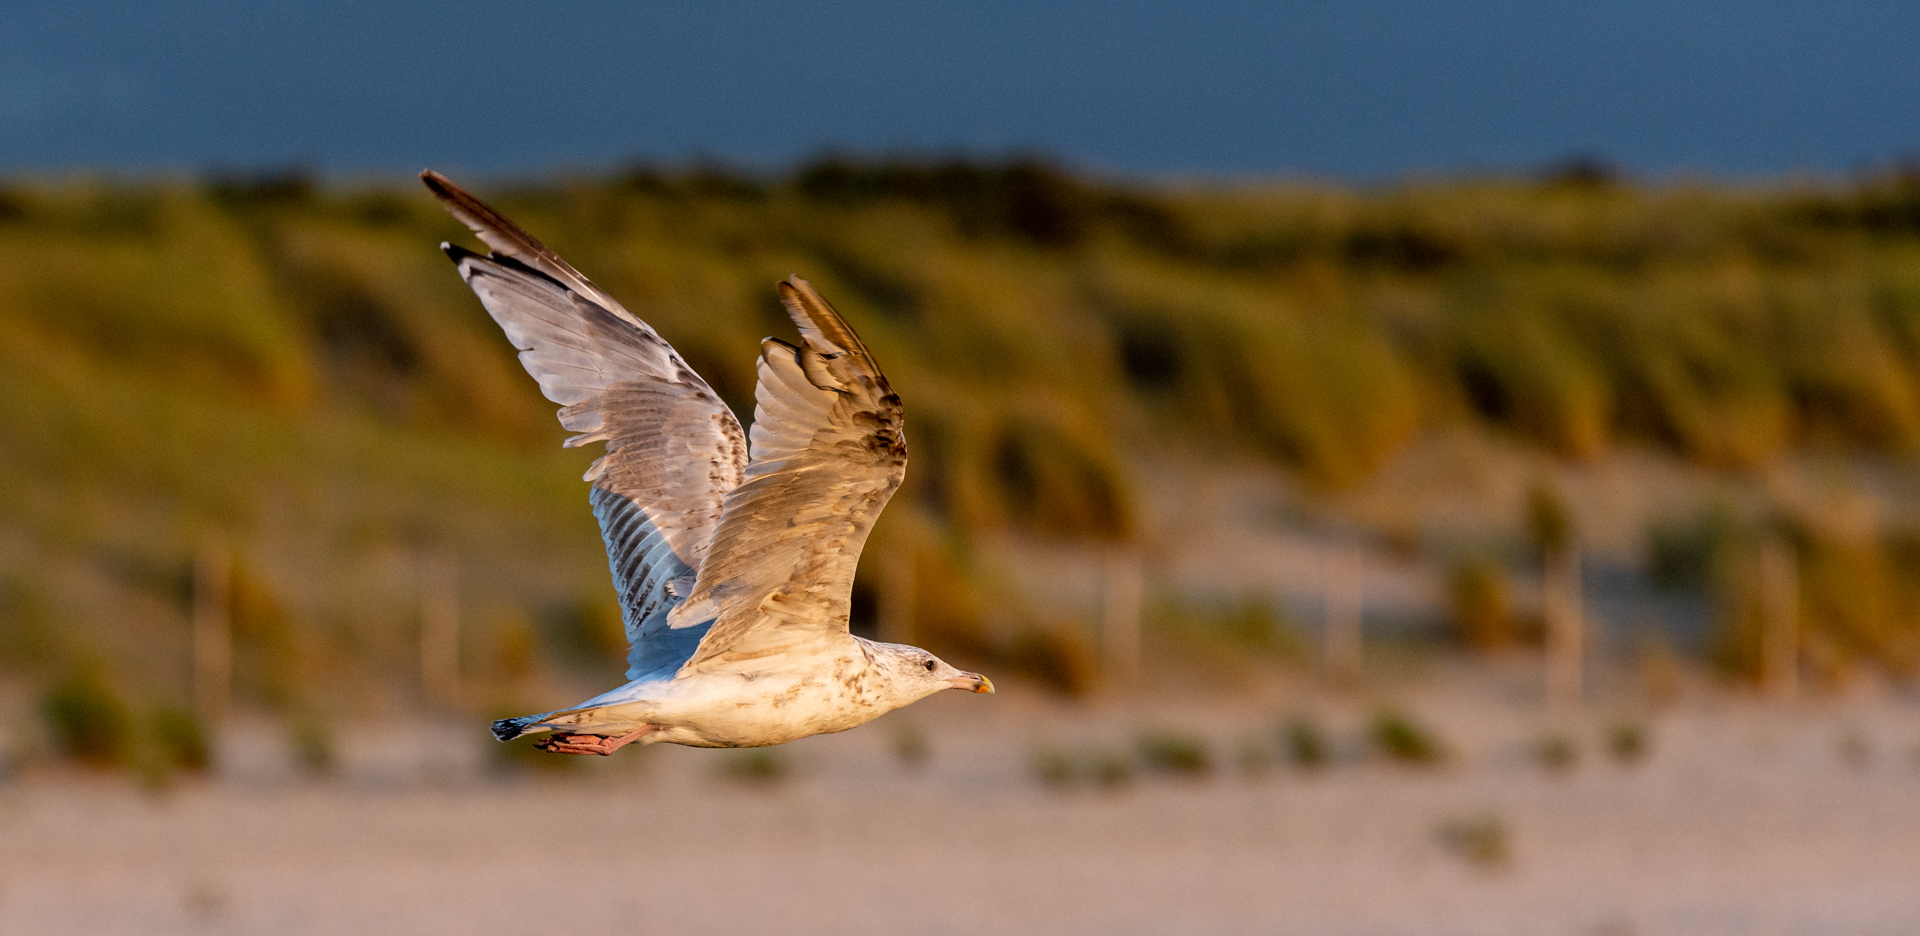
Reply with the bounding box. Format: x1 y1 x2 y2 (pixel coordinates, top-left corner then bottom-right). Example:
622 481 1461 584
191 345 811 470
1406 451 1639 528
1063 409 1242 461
670 277 906 671
423 170 748 680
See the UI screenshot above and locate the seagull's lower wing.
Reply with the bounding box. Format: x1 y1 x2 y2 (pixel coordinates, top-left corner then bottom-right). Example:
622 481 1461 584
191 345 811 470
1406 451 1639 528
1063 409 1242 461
671 277 906 671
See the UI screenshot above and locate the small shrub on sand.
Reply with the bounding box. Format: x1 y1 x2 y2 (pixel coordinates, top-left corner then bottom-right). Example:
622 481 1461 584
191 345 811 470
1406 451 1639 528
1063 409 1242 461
1370 711 1444 765
1606 721 1650 765
41 668 132 769
149 706 211 773
1532 732 1577 773
1282 716 1331 769
1135 731 1212 776
1437 816 1511 869
1031 746 1135 790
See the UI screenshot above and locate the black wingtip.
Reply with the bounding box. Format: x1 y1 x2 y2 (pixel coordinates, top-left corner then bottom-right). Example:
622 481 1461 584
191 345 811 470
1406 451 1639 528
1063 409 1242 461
491 716 535 742
442 242 569 290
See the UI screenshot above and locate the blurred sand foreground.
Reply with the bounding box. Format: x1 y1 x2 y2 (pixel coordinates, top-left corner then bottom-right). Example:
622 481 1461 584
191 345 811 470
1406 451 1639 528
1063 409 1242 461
2 671 1919 936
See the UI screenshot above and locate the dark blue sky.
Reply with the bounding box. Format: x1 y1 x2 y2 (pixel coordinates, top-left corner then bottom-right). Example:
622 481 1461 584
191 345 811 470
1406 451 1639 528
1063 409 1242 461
4 0 1918 179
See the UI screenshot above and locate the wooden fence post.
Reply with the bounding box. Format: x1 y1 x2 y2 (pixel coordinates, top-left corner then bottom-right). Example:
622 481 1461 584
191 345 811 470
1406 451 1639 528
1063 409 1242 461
420 547 460 705
192 542 231 722
1543 543 1584 710
1759 535 1798 700
1101 545 1144 680
1323 542 1363 686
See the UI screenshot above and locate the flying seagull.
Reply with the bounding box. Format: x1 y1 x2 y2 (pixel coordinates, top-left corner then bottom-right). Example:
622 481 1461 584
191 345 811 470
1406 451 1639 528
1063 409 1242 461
421 170 992 755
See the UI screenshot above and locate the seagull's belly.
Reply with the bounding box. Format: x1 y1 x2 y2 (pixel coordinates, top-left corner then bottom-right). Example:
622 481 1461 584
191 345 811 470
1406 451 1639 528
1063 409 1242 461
617 661 895 748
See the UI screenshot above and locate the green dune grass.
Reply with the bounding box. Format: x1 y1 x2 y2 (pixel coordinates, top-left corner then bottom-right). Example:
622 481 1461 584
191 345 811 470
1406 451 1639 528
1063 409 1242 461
4 161 1920 716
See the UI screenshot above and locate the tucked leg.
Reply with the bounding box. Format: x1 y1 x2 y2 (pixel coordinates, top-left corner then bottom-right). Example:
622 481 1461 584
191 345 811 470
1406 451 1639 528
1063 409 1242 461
533 725 658 756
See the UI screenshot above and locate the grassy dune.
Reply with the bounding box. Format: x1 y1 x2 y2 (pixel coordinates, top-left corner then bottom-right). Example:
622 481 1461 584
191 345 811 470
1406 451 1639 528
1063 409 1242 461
4 161 1920 725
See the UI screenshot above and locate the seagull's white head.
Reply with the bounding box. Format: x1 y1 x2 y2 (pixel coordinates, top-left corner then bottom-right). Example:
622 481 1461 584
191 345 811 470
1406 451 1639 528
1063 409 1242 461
864 640 994 704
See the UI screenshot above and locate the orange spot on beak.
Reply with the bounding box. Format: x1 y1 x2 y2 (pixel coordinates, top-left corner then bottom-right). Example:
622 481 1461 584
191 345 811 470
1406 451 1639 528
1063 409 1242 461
947 673 994 693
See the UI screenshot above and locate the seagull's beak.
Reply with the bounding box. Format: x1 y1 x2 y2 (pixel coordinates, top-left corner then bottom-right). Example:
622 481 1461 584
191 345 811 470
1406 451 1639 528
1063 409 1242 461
947 672 994 694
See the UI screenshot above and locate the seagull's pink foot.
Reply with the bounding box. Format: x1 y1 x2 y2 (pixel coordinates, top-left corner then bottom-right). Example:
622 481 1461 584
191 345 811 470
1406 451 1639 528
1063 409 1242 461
533 725 658 756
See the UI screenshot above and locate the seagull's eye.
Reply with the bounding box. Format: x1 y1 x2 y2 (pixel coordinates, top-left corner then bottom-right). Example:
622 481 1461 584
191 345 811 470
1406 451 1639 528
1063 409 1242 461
923 660 936 672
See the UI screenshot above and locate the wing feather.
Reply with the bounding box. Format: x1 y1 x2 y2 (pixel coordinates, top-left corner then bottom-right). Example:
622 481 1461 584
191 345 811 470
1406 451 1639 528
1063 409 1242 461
422 169 637 325
672 277 906 671
425 172 747 680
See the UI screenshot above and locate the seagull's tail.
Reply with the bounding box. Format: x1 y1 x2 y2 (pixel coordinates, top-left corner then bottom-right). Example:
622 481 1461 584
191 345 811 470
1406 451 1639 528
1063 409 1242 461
491 715 545 742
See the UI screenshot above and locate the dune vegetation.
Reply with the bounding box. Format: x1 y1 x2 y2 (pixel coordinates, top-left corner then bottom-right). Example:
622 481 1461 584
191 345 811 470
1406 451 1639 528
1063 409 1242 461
4 159 1920 732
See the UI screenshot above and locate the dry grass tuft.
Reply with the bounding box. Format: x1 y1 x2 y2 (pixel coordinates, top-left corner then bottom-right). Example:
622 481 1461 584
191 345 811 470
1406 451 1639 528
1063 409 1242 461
1370 711 1446 765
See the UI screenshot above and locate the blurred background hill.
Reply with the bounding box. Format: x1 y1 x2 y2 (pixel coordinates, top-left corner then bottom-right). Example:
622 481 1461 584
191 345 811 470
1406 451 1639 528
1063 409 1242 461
7 160 1920 729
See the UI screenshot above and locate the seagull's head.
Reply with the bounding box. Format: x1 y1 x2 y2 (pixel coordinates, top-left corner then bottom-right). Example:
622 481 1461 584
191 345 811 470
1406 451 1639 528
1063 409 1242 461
868 641 994 701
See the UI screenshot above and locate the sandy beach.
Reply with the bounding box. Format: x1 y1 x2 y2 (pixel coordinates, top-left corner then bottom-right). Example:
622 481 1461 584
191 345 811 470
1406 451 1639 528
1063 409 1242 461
3 670 1918 936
